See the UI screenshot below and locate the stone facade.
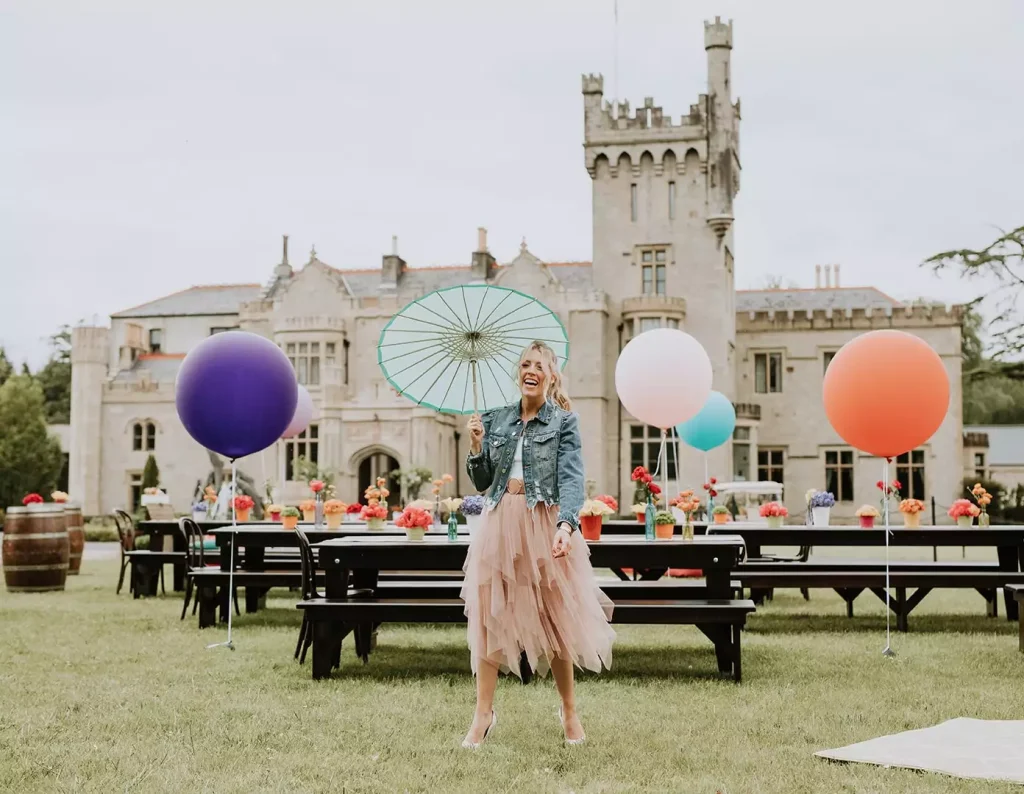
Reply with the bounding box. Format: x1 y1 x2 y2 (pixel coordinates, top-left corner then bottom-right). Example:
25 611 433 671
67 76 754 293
67 18 967 521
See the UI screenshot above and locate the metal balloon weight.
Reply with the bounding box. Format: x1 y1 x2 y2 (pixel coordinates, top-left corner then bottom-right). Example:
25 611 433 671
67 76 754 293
377 285 569 414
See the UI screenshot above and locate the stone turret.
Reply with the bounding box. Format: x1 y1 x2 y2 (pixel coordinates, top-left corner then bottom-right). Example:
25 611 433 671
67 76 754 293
70 325 110 515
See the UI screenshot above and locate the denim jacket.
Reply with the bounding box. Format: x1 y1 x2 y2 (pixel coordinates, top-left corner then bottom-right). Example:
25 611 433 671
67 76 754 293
465 399 585 532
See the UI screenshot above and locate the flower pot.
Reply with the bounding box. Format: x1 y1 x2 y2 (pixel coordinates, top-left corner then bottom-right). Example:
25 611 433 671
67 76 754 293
235 508 251 522
811 507 831 527
192 511 207 523
282 515 299 530
766 516 783 528
713 513 729 525
580 515 602 541
466 514 484 538
859 516 875 529
405 528 426 541
635 512 645 524
902 511 921 528
268 511 282 522
366 517 385 531
325 513 342 530
654 522 674 540
302 510 315 523
956 515 973 528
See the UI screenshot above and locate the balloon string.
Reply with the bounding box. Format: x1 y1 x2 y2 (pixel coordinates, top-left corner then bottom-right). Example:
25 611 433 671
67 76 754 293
227 460 236 645
883 457 893 657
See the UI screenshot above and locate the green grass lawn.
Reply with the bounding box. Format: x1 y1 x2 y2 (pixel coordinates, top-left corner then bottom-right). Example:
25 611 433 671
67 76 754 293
1 550 1021 793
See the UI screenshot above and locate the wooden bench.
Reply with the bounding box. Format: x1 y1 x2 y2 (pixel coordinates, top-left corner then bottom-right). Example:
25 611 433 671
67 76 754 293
1009 584 1023 652
734 569 1024 631
296 595 755 682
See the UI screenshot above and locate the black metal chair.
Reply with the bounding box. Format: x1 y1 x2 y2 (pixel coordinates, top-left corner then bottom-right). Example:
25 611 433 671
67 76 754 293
112 510 134 594
179 517 240 620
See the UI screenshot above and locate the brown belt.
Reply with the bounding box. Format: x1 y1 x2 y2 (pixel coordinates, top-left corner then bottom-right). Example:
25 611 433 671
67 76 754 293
506 478 525 494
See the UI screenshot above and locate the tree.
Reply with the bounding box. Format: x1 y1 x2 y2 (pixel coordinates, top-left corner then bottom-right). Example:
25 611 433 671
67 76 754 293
926 225 1024 379
0 375 64 509
761 274 799 290
960 305 1024 423
0 347 13 387
35 325 72 424
141 454 160 490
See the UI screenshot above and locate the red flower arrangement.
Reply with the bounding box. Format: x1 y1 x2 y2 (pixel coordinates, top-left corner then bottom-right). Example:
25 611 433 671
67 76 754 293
309 480 325 494
395 506 432 529
759 502 789 518
345 503 363 515
595 494 618 512
360 503 388 521
648 482 661 496
702 479 718 499
947 499 981 519
232 494 254 511
22 493 43 505
631 466 659 501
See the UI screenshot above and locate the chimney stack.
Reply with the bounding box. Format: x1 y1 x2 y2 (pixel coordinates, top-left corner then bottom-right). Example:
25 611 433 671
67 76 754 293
824 264 832 289
471 226 496 281
815 264 821 289
380 234 406 290
834 263 841 287
274 234 294 279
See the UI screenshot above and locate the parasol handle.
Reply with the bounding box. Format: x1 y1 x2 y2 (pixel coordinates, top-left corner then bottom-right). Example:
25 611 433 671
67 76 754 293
471 360 479 414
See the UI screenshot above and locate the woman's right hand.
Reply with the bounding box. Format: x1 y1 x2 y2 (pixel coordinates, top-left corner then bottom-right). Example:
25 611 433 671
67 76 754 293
468 414 484 454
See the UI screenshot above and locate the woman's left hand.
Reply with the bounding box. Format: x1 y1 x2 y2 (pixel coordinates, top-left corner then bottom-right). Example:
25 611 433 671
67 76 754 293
552 525 572 558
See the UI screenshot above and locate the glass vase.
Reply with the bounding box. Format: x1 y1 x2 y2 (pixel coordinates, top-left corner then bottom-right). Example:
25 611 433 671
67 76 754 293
683 517 694 542
447 512 458 541
979 511 990 528
644 497 655 541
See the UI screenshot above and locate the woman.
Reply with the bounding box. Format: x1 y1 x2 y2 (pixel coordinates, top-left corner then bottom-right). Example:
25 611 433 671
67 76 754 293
460 341 614 749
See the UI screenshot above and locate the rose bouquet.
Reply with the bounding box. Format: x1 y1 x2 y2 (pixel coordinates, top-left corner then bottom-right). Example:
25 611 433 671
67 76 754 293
948 498 980 528
898 498 926 527
22 493 43 505
360 501 389 530
969 483 993 527
232 494 255 521
669 490 701 540
395 506 432 540
759 501 788 528
323 498 347 529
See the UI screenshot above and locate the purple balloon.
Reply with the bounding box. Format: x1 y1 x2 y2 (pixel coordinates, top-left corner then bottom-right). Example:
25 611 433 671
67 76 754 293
281 384 314 439
175 331 297 459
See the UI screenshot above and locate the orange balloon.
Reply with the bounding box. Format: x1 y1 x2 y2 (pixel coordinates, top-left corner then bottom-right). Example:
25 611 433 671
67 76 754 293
823 330 949 459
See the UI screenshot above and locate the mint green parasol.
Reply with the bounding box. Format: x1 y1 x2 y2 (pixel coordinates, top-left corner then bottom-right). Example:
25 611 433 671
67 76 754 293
377 285 569 414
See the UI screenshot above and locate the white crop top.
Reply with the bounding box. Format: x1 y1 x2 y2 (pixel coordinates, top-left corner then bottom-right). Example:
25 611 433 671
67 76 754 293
508 434 525 480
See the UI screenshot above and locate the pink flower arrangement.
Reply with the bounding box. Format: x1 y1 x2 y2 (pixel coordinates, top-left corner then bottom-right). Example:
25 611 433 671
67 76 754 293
360 503 388 521
232 494 254 511
395 506 432 529
759 502 789 518
309 480 325 494
595 494 618 512
947 499 981 519
22 493 43 505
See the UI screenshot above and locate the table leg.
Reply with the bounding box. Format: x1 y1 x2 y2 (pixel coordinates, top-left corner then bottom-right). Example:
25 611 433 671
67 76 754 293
997 545 1020 621
705 571 731 600
325 567 349 600
312 620 341 680
197 585 218 629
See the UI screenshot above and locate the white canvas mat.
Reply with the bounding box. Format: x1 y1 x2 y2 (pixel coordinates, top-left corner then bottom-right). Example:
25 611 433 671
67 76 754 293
816 718 1024 785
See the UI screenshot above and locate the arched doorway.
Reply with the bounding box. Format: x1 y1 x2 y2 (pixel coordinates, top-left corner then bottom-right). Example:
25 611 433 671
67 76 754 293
357 451 401 506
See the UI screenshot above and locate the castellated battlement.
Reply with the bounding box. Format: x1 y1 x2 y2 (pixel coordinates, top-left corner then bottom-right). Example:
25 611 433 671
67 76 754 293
737 303 963 332
582 73 604 95
704 16 733 49
583 74 707 141
71 325 110 364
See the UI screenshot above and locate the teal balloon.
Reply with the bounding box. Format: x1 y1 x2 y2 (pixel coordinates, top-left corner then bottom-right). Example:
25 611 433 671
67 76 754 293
676 391 736 452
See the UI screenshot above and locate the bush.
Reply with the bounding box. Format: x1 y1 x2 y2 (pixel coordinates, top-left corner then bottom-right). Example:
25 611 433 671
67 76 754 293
85 525 119 542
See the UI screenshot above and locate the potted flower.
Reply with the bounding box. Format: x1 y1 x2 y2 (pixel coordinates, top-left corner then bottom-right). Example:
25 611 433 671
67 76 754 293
461 495 486 537
264 503 284 521
191 501 209 522
759 501 788 528
51 491 69 504
969 483 993 527
395 505 432 541
299 499 316 523
232 494 254 522
360 501 389 530
323 499 347 530
595 494 618 514
669 491 701 540
579 498 614 541
344 502 362 523
899 498 926 528
22 493 43 505
281 506 301 530
855 504 880 528
711 505 730 525
809 491 835 526
948 499 980 528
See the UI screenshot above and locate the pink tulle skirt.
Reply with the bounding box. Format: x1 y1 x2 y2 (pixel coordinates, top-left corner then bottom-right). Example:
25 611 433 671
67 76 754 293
461 493 615 679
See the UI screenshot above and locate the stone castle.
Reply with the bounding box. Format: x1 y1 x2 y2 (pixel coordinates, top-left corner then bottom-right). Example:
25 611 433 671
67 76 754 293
68 18 966 518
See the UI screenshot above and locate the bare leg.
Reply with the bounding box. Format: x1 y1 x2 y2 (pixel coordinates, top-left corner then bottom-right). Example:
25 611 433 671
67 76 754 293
550 654 584 741
464 658 499 744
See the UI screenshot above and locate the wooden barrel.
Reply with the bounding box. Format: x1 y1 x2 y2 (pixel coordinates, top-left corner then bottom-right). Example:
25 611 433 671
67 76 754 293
2 504 69 592
64 504 84 575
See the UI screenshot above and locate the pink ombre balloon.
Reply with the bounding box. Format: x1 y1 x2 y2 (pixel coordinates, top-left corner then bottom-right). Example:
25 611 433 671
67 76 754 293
281 384 315 439
614 328 712 429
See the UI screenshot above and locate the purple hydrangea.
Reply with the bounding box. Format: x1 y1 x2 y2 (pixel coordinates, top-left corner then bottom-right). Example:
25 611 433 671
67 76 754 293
810 491 836 508
461 495 486 515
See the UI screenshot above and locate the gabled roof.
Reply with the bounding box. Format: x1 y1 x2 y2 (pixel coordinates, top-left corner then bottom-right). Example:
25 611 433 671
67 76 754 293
111 284 263 318
963 425 1024 466
736 286 901 313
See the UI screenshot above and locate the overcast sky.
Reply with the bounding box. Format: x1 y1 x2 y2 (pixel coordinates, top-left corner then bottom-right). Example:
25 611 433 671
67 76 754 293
3 0 1022 368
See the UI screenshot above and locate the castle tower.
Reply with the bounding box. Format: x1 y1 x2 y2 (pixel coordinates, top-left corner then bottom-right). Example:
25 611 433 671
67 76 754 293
69 325 110 515
584 18 740 492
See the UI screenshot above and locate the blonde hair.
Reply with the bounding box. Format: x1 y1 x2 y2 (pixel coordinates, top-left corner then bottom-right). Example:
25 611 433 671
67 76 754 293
517 341 571 411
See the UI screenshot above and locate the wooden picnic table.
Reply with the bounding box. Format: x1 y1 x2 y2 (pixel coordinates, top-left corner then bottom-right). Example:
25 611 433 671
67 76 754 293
706 525 1024 620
